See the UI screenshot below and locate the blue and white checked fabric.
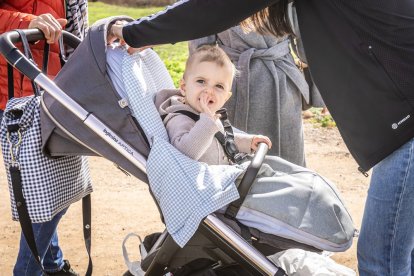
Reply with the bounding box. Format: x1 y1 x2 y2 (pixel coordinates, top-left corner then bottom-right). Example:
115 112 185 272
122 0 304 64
107 47 246 247
0 96 92 223
148 137 245 246
122 50 171 141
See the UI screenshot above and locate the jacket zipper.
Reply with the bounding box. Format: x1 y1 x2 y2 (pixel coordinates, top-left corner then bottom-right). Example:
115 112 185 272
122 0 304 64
358 167 369 177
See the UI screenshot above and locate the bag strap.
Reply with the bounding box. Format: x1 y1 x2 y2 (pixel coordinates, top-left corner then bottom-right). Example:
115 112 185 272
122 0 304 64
7 64 14 100
58 35 68 67
42 42 50 74
14 30 41 97
7 30 51 100
82 194 93 275
7 126 47 274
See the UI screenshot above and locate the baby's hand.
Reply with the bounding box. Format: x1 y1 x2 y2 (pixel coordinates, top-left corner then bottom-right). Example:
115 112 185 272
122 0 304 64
251 135 272 152
199 93 216 119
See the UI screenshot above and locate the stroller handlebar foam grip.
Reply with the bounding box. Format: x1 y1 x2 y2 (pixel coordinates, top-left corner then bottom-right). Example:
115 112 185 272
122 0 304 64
251 142 268 168
0 29 80 80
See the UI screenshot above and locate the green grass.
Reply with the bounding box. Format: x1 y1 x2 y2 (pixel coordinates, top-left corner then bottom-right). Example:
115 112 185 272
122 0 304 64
88 2 163 24
308 108 336 128
89 2 188 87
154 43 188 87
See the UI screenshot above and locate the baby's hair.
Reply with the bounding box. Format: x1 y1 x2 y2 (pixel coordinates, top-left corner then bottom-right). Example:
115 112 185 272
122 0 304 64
184 44 237 78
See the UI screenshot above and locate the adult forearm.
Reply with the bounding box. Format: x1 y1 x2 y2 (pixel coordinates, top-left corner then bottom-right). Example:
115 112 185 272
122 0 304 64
122 0 277 48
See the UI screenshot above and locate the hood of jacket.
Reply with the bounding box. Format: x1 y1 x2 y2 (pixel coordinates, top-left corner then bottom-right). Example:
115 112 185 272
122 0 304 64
156 88 201 123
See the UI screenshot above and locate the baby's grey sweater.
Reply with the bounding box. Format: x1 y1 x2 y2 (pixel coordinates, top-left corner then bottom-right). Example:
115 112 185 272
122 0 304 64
158 90 253 165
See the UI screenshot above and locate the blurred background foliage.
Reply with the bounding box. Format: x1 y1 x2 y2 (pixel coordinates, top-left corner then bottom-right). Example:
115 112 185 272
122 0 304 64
89 2 187 88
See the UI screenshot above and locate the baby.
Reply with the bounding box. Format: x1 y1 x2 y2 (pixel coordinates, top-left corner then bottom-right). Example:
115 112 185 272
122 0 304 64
158 44 272 165
155 45 355 253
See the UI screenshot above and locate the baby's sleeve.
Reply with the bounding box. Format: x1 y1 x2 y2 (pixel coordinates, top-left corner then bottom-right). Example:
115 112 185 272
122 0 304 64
166 114 220 160
234 133 254 154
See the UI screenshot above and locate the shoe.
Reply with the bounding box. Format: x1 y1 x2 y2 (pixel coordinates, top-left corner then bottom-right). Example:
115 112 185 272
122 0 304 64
321 107 330 116
47 260 79 276
302 110 314 119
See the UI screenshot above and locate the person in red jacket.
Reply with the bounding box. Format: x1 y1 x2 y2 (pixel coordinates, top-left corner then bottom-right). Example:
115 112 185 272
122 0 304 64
0 1 88 275
0 0 88 112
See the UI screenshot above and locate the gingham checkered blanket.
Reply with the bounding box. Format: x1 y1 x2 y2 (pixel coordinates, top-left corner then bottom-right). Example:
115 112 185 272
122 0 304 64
1 96 92 223
107 47 245 247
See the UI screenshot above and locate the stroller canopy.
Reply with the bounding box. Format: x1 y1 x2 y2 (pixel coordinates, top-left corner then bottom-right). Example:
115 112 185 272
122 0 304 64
41 16 151 182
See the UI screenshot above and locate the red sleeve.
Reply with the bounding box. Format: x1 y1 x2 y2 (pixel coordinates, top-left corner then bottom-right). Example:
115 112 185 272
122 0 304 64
0 8 36 33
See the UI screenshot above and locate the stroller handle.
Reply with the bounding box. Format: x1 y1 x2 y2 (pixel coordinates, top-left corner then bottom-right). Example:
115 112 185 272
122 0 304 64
0 29 81 80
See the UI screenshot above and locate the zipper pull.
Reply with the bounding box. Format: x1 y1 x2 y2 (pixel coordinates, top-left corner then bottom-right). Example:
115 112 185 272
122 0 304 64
358 167 369 177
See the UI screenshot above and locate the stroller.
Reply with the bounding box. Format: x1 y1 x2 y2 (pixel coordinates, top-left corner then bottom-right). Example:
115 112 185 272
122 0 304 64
0 17 354 276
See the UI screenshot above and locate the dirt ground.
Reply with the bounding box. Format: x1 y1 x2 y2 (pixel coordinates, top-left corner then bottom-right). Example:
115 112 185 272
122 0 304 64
0 120 370 275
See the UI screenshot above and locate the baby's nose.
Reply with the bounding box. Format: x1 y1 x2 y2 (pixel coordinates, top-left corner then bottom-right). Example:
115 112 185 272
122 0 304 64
204 86 214 94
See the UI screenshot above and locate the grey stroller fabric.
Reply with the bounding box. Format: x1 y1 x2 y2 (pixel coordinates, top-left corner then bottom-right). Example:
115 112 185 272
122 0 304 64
234 156 355 252
1 96 92 223
190 27 308 166
40 16 150 182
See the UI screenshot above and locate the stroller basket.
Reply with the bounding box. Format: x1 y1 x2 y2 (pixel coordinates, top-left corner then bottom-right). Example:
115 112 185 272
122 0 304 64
0 21 286 276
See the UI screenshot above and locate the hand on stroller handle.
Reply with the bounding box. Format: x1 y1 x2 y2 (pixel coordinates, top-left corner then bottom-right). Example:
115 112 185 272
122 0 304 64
107 20 153 55
28 13 67 44
0 29 80 80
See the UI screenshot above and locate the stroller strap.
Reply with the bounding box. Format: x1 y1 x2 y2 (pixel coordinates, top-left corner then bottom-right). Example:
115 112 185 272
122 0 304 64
162 108 247 164
7 30 48 99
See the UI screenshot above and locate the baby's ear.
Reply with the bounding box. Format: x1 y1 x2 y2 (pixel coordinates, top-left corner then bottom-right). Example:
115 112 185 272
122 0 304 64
179 79 186 95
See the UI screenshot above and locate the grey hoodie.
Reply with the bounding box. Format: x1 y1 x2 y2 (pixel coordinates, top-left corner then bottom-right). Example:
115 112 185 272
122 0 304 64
157 89 253 165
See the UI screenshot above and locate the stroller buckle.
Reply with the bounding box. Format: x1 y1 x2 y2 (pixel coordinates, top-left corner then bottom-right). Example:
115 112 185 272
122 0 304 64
118 98 129 108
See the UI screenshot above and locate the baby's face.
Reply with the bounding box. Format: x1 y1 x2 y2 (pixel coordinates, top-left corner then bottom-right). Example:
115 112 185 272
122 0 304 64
181 61 232 114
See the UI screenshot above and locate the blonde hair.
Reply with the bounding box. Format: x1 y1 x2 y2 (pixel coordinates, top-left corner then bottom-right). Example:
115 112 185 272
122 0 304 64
184 44 237 79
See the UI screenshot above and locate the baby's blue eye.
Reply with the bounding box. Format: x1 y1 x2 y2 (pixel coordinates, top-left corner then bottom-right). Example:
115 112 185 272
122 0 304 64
196 79 205 84
216 84 224 90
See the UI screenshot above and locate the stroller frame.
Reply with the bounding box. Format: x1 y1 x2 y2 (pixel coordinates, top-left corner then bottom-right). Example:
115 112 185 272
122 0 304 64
0 29 286 276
